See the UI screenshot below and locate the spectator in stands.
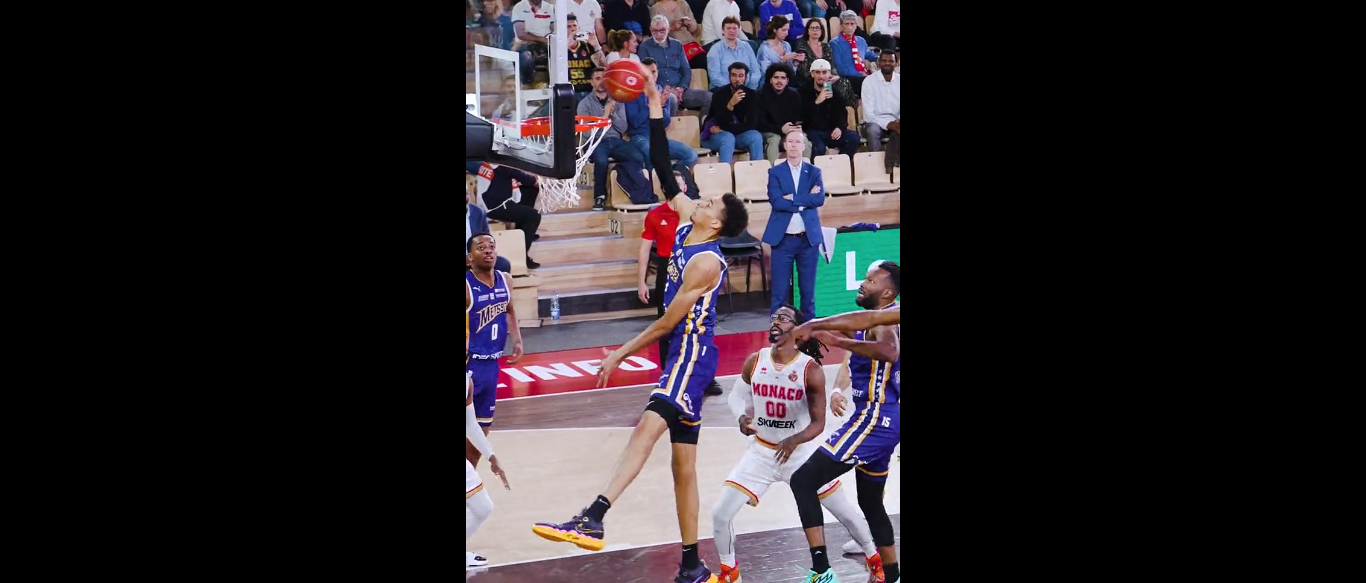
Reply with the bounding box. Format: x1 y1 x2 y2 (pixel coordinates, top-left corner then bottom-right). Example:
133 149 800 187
566 0 608 42
700 0 749 45
473 0 515 51
860 50 899 155
762 130 825 322
756 64 811 160
605 29 642 64
567 14 607 101
650 0 700 46
627 60 699 170
706 16 761 89
639 15 712 119
637 182 724 395
466 204 513 274
869 0 899 51
757 15 804 76
800 59 860 156
758 0 803 40
511 0 554 84
701 62 764 163
578 67 642 211
469 162 545 269
604 0 652 37
793 18 857 104
831 10 876 92
798 0 860 21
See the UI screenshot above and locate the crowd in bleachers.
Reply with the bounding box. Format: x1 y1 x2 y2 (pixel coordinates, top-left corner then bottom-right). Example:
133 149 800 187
466 0 899 318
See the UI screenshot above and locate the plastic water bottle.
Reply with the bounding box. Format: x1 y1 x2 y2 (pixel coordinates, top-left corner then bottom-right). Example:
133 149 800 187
550 291 560 321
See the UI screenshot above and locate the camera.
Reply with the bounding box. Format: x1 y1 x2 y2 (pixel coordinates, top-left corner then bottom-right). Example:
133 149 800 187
575 31 589 41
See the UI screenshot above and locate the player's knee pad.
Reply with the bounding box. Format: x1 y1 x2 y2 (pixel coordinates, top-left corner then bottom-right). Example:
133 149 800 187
856 475 894 547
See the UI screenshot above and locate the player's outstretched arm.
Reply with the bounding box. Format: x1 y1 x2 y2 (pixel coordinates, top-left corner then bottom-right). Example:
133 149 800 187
595 255 723 386
776 361 828 463
821 322 900 363
793 307 901 341
644 82 696 220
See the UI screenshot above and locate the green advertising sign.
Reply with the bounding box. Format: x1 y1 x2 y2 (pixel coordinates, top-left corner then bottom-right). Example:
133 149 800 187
796 227 902 317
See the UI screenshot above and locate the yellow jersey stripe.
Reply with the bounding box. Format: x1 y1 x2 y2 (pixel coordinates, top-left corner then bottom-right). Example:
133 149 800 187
842 403 881 461
830 406 871 454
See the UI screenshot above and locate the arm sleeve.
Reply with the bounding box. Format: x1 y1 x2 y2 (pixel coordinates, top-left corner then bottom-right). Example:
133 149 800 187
466 402 494 456
649 118 681 199
729 378 754 418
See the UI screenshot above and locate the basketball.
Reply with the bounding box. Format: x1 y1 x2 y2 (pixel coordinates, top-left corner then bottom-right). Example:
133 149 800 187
604 60 649 102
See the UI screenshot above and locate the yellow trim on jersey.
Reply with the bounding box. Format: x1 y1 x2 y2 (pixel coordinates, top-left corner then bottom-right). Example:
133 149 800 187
724 480 759 507
676 334 701 414
754 436 779 450
829 405 871 454
466 483 484 499
875 362 891 404
856 466 890 477
680 418 702 426
842 403 881 460
476 417 494 423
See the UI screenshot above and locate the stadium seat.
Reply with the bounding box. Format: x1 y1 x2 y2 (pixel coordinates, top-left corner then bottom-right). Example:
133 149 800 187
691 69 708 91
693 162 734 198
491 229 529 276
732 160 771 202
813 154 863 196
741 21 754 36
846 106 857 132
828 17 839 38
865 15 874 32
610 167 661 212
892 165 900 184
667 115 714 158
852 152 897 194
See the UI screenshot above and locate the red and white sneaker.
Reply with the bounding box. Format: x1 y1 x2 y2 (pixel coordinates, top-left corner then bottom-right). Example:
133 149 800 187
718 563 742 583
866 554 885 582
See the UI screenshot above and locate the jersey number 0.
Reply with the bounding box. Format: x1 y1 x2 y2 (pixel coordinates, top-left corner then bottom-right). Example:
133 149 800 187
765 402 787 418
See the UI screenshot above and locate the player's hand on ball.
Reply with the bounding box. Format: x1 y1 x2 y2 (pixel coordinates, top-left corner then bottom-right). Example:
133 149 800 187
508 340 524 364
738 414 756 436
597 350 623 387
774 437 799 464
489 455 511 490
831 391 848 417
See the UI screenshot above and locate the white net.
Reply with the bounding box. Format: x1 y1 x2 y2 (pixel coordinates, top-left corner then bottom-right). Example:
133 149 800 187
528 118 610 214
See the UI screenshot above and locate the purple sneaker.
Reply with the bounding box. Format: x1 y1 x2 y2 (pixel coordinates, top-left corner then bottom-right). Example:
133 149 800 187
531 510 606 551
675 561 717 583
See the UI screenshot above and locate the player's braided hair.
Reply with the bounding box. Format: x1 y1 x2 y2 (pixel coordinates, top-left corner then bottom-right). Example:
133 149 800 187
779 303 825 365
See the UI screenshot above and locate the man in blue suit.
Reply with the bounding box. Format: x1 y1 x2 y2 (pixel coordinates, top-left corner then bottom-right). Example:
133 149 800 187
762 130 825 322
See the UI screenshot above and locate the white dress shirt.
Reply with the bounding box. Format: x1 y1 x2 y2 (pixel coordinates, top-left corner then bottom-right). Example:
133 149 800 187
785 159 805 234
860 71 900 130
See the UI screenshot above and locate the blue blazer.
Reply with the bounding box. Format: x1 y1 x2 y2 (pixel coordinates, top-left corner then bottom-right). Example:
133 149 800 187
762 161 825 247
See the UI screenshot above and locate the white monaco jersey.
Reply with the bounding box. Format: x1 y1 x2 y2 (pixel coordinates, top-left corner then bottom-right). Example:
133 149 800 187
749 348 816 448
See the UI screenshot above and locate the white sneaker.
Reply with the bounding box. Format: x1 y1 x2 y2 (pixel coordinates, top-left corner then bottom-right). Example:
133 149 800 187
841 539 862 555
466 551 488 567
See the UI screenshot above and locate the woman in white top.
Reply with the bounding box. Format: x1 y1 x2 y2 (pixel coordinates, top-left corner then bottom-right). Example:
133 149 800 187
870 0 899 51
756 14 803 76
604 29 643 64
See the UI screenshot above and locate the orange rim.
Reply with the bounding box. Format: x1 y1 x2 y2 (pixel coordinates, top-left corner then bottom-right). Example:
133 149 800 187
508 115 610 137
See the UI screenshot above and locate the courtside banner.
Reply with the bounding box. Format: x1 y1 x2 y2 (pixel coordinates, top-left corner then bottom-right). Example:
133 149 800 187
804 225 902 318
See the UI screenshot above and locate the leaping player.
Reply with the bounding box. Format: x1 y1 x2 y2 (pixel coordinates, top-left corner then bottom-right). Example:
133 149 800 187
713 303 886 583
466 233 524 469
466 372 509 566
788 261 902 583
533 80 749 583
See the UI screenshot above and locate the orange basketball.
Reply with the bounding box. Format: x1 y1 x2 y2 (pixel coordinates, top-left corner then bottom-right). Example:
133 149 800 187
604 60 649 102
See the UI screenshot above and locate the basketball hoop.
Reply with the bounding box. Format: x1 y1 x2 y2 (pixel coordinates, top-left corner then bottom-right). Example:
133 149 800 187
494 115 612 213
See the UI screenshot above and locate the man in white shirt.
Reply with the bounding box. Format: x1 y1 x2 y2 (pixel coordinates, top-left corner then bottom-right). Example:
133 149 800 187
564 0 607 44
512 0 554 83
860 51 899 153
701 0 749 45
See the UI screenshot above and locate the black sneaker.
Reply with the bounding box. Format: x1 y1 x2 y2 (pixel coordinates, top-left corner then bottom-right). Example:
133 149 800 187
526 258 541 269
593 197 606 211
704 381 723 396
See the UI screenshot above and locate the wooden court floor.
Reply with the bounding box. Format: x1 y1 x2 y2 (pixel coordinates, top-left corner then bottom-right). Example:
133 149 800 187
466 367 902 582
